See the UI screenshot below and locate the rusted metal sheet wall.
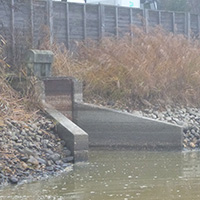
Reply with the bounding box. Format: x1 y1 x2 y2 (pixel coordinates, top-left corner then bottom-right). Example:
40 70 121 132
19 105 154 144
43 77 74 120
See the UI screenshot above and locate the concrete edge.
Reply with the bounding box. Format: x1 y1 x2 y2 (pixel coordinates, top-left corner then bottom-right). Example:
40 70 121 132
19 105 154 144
75 102 183 128
43 102 89 162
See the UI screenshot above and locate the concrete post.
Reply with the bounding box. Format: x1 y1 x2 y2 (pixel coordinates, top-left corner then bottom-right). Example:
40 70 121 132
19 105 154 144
26 49 54 78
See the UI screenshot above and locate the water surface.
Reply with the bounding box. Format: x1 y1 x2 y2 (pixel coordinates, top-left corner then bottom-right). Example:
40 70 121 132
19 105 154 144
1 150 200 200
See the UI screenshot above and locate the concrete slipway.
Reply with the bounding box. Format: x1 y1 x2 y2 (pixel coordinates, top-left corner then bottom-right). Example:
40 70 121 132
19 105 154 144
27 50 183 161
45 101 183 162
27 43 183 162
42 79 183 162
74 102 183 151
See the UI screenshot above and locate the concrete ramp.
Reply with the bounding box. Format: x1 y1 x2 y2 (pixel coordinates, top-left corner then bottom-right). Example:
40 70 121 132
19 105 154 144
74 102 183 150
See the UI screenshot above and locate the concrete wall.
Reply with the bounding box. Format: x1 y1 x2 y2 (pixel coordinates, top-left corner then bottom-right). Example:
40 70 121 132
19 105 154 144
44 103 88 162
42 77 74 120
74 102 183 150
0 0 199 64
40 77 88 162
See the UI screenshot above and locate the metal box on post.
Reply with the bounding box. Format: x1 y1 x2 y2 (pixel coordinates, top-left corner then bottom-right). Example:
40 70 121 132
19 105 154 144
26 49 54 78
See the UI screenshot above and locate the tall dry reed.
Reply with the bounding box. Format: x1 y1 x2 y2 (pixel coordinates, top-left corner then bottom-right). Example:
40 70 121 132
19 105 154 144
50 27 200 109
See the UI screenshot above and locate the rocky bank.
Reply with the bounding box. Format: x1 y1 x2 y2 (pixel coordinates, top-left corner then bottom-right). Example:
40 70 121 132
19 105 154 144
0 114 73 187
1 101 200 187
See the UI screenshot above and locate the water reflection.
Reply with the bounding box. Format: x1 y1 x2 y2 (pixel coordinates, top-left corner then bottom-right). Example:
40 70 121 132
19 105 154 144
1 150 200 200
182 151 200 179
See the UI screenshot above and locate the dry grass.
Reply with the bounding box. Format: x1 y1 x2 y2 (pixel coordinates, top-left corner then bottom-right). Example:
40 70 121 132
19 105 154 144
45 27 200 110
0 36 39 121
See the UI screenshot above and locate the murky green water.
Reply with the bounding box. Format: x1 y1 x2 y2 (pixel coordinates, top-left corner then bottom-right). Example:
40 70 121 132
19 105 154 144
1 150 200 200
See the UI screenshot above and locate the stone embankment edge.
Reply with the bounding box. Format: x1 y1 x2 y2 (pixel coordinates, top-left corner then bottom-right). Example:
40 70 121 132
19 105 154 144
74 102 183 150
43 102 88 162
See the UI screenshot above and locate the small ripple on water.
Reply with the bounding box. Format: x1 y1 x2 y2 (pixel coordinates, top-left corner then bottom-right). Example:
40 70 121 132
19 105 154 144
1 151 200 200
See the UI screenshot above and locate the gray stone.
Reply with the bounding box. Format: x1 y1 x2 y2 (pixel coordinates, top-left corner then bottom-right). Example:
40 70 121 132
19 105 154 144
63 149 71 157
47 143 53 148
20 156 29 162
191 129 196 135
17 139 22 143
36 136 41 142
55 160 63 165
151 114 157 119
44 149 54 155
46 160 53 166
165 117 172 121
62 163 71 168
11 135 18 142
46 166 54 171
27 156 39 166
132 110 142 116
37 130 43 135
157 113 164 120
196 139 200 145
14 144 23 150
21 147 36 156
173 118 184 126
62 156 74 163
31 124 38 130
41 139 49 146
9 176 18 184
49 153 61 162
60 140 66 146
37 157 47 165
